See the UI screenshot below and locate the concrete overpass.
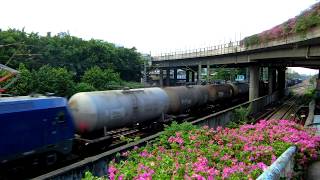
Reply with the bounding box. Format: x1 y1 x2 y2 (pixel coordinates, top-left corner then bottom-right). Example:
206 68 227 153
151 27 320 100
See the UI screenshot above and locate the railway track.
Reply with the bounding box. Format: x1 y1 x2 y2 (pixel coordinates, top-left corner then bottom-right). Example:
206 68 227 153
264 95 299 120
258 82 308 121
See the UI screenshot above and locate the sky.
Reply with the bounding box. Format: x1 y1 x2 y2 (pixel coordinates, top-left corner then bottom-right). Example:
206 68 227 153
0 0 319 75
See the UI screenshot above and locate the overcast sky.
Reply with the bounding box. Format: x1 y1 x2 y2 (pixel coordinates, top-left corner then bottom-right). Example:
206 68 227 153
0 0 318 75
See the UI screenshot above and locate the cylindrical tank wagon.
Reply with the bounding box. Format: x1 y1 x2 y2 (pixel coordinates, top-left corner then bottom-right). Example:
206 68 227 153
230 83 249 96
205 84 233 102
69 83 249 135
164 85 208 114
68 88 170 134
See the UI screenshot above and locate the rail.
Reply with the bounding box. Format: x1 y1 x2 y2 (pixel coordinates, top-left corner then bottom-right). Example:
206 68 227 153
152 26 320 61
34 91 281 180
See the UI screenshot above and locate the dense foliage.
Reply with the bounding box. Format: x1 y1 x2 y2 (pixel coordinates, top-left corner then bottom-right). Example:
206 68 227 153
210 68 247 82
243 2 320 47
2 63 143 97
81 66 121 90
87 120 320 179
0 29 143 81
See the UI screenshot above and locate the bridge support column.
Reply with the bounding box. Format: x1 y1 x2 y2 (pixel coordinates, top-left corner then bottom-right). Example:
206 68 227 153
207 64 210 83
246 67 249 81
197 64 202 85
277 67 286 97
191 71 195 83
166 69 170 86
159 69 163 87
249 65 259 101
186 70 190 82
268 68 276 95
173 69 178 86
317 70 320 97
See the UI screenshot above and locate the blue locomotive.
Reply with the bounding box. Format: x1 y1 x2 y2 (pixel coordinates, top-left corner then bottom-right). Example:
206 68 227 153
0 96 74 166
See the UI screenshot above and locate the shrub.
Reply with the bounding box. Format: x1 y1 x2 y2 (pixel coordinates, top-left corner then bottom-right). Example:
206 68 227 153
84 119 320 179
73 82 96 93
243 34 260 47
243 2 320 47
81 66 121 90
33 65 75 97
6 63 33 95
295 12 320 35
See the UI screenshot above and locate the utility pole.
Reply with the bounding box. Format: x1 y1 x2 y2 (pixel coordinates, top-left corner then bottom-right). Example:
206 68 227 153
143 58 147 87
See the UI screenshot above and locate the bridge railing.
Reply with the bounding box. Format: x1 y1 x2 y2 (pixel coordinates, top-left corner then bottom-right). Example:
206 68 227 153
152 41 244 61
152 26 320 61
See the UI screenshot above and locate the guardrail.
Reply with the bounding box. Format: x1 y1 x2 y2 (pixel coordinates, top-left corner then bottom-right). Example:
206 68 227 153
257 146 297 180
152 41 243 61
34 91 281 180
152 26 320 61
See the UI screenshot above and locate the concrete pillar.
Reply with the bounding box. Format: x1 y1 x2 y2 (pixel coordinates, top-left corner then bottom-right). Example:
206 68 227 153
159 69 163 87
246 67 249 81
191 71 195 82
268 68 276 95
186 70 190 82
207 64 210 83
316 70 320 94
197 64 202 85
166 69 170 86
249 65 259 101
173 69 178 86
277 67 286 97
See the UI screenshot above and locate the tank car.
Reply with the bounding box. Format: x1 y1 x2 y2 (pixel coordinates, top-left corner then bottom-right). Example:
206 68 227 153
230 83 249 96
205 84 233 102
163 85 208 114
68 88 170 134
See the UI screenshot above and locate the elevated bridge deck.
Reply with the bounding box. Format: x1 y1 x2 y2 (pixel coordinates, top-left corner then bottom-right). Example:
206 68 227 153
152 27 320 69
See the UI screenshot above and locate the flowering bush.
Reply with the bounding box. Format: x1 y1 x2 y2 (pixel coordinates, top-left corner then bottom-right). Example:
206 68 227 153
101 120 320 179
243 2 320 47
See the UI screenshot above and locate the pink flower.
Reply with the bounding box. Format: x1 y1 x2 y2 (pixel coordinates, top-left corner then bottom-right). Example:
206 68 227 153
108 165 118 180
257 162 268 171
140 150 149 157
191 174 206 180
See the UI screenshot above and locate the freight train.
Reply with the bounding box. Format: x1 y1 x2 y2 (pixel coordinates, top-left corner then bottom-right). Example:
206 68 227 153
1 83 248 170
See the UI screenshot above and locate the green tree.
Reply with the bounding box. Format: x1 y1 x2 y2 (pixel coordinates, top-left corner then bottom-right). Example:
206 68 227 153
73 82 96 93
8 63 33 95
0 29 143 82
34 65 75 97
211 68 245 81
81 66 121 90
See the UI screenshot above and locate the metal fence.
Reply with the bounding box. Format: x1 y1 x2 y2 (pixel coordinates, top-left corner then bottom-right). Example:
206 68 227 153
152 27 320 61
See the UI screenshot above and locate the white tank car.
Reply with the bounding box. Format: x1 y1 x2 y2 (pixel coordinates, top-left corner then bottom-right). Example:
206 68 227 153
68 88 170 133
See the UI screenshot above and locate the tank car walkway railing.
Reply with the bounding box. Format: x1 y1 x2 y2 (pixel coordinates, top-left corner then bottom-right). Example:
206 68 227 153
152 26 320 61
33 91 281 180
